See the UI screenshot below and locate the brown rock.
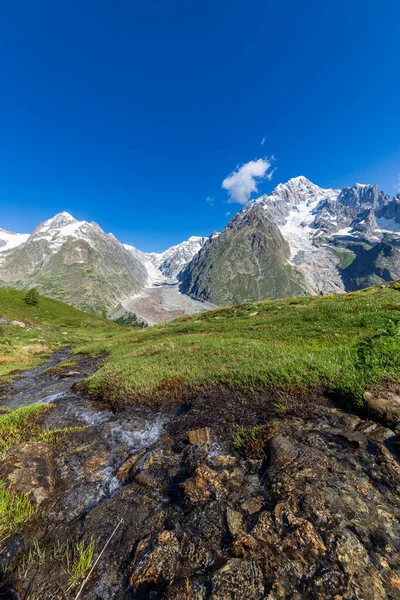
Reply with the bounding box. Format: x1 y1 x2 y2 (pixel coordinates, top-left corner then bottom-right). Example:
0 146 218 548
82 455 108 481
187 427 211 445
363 390 400 427
182 464 223 503
226 507 244 537
242 496 263 515
131 530 180 586
116 448 146 481
213 454 237 468
0 442 54 506
211 559 264 599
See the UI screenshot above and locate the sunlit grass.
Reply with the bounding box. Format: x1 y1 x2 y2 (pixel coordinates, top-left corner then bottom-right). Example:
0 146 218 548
0 481 36 543
80 283 400 407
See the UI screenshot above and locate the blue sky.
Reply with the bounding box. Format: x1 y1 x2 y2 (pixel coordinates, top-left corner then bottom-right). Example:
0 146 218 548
0 0 399 251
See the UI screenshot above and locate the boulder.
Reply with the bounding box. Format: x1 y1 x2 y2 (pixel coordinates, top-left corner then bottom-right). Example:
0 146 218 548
11 320 26 329
0 442 54 506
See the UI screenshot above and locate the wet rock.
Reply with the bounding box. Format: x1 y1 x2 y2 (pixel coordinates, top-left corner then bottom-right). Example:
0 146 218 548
213 454 237 468
336 429 368 448
242 496 263 515
60 370 81 378
211 559 264 599
187 427 211 445
363 390 400 428
226 507 244 537
130 530 180 587
116 448 146 481
182 464 224 503
267 435 298 468
0 442 54 506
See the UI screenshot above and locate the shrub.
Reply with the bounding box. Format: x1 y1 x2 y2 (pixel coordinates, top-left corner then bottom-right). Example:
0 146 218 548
24 288 40 307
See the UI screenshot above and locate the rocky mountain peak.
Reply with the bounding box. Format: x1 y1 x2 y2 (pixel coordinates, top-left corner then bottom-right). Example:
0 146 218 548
32 211 79 235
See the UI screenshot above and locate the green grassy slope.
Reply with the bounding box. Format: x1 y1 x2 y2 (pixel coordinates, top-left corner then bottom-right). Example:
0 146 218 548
0 287 124 376
80 282 400 407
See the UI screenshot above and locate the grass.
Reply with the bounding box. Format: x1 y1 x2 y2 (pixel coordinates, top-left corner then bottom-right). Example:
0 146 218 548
79 282 400 408
67 539 96 587
0 481 36 543
0 287 123 377
0 403 54 455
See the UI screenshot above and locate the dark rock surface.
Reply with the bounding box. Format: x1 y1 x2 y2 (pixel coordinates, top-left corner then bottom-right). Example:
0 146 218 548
0 353 399 599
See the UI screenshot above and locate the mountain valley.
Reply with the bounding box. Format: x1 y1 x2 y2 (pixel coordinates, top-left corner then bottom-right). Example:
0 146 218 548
2 176 400 321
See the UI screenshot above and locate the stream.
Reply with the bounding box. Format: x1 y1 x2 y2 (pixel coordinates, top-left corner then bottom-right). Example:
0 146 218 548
2 349 168 523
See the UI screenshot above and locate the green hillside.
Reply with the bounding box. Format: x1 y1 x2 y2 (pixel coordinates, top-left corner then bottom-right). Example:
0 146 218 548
0 287 123 376
80 281 400 408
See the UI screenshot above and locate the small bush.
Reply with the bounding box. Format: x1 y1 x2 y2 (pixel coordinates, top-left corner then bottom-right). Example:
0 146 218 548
24 288 40 307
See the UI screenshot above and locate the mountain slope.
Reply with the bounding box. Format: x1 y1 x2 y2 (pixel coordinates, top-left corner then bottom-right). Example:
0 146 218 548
0 213 147 314
181 176 400 304
180 204 308 305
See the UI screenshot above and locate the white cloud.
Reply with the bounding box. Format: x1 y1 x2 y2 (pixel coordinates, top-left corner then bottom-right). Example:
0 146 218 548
225 211 231 217
260 136 266 146
396 174 400 193
206 196 214 206
222 158 274 205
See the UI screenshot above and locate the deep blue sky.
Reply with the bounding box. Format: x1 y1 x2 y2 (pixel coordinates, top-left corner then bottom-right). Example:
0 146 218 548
1 1 399 251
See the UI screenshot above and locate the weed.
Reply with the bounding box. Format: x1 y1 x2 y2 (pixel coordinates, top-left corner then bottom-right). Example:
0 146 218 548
67 539 96 588
0 481 36 542
233 425 268 459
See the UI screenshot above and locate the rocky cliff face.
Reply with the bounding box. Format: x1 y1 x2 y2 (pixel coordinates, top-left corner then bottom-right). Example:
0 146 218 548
181 177 400 304
0 212 148 314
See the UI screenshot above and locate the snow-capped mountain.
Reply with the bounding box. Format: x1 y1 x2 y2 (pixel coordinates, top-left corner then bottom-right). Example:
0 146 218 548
180 176 400 305
0 212 148 314
0 228 29 253
0 212 208 315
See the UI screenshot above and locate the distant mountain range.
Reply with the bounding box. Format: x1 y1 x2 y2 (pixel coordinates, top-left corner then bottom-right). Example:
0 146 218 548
1 176 400 319
180 177 400 304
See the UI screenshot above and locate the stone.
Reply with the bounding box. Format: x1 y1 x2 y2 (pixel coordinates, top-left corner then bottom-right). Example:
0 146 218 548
242 496 263 515
0 316 8 325
11 320 26 328
131 530 180 587
187 427 211 445
182 464 224 503
336 430 368 448
0 442 54 506
267 435 298 469
60 370 81 378
213 454 237 468
211 559 264 599
116 448 146 481
363 390 400 427
226 507 244 537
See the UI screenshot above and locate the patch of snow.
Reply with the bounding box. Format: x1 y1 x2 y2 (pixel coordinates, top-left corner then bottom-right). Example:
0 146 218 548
0 229 29 253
